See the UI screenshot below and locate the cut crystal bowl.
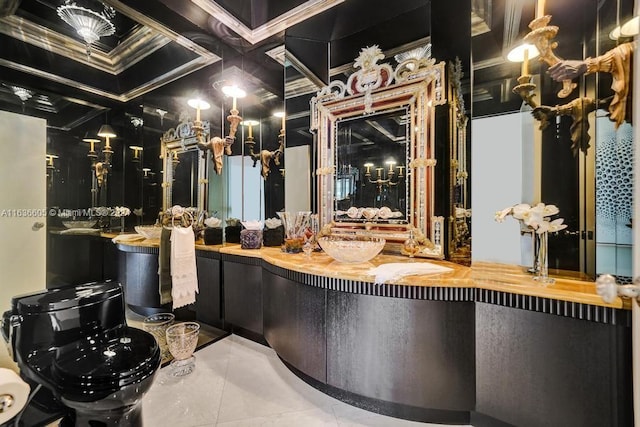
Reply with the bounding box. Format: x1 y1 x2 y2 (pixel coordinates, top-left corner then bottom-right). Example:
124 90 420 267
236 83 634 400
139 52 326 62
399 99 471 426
318 235 385 263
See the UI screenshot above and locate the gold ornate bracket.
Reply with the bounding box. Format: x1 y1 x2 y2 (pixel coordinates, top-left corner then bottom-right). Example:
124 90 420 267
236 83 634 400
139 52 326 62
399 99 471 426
523 15 577 99
245 129 285 179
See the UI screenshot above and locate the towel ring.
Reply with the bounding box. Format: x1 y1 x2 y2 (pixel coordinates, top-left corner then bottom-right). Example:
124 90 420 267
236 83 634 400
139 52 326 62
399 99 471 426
171 210 193 228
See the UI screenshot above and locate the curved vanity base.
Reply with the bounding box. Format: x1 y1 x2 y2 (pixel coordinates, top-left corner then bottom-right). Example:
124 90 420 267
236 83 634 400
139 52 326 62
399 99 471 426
127 303 171 317
282 359 471 425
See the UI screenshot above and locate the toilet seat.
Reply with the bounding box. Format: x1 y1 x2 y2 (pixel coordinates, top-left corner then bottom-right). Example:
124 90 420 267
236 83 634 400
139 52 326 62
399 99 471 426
51 327 160 402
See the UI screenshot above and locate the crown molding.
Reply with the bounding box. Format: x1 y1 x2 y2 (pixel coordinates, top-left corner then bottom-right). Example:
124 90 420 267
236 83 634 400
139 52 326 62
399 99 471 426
0 15 169 75
103 0 221 61
191 0 345 45
0 56 217 103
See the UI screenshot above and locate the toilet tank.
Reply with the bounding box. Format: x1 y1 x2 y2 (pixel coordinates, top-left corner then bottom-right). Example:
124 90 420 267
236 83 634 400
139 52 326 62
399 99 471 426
7 281 127 358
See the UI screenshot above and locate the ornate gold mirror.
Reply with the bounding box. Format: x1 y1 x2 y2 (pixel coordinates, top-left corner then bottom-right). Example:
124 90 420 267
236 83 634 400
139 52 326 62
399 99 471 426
311 46 446 258
161 119 210 211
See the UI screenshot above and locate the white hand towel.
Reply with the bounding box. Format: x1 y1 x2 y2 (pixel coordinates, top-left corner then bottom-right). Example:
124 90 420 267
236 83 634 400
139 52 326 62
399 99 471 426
170 225 199 309
368 262 453 284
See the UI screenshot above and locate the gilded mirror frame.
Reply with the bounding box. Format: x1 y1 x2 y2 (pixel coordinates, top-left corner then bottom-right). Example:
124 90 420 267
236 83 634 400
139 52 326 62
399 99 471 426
311 46 446 258
160 120 210 211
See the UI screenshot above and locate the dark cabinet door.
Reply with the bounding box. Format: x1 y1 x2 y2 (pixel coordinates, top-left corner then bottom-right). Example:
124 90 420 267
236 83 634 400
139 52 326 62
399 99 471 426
223 260 263 335
195 255 222 327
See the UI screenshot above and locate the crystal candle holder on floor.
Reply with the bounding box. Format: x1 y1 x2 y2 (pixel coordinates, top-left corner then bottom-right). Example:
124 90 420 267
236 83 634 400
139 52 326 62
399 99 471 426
142 313 175 362
165 322 200 376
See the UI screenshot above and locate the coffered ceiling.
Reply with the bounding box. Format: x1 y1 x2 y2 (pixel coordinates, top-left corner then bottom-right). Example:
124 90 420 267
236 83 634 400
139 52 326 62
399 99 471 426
0 0 357 130
2 0 609 132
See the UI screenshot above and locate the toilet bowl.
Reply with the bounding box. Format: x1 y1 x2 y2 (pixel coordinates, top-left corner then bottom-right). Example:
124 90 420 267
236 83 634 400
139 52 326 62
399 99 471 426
2 281 161 427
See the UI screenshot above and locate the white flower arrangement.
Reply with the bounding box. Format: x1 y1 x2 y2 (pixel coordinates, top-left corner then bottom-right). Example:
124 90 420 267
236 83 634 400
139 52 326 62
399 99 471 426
495 203 568 234
264 218 282 229
241 220 263 230
204 217 222 228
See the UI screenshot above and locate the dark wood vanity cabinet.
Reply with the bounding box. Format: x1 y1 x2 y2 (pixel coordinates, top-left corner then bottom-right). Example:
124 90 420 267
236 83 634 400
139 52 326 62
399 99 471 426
195 250 223 328
221 254 264 337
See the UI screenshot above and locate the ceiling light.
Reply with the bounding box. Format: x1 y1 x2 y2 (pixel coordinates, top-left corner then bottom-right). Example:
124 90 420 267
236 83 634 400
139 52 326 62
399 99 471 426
9 86 33 102
56 1 116 47
130 116 144 128
394 44 432 63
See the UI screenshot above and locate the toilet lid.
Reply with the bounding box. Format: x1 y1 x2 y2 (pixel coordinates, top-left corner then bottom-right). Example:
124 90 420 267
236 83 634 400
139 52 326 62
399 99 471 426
52 327 160 396
16 281 122 314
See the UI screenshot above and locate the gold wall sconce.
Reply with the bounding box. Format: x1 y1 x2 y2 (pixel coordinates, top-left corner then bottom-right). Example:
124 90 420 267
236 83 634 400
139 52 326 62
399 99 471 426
97 124 115 161
508 43 540 109
46 154 58 189
221 84 246 141
510 0 634 154
192 84 247 175
243 113 285 179
86 124 116 192
83 134 100 162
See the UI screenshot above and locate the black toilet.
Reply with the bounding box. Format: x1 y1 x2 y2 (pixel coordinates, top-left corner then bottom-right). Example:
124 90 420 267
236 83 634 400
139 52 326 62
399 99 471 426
2 281 161 426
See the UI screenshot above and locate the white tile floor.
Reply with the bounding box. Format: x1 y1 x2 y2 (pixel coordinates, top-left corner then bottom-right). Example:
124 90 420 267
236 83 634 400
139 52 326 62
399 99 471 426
142 335 473 427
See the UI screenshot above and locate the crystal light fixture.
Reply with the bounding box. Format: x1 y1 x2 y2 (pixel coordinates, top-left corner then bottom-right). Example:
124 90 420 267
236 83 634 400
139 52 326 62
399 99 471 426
9 85 33 102
394 43 432 64
56 0 116 53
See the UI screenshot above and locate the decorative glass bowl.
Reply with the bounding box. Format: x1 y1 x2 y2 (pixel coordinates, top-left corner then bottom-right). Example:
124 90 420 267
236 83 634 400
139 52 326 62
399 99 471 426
318 235 386 263
142 313 175 361
165 322 200 376
135 225 163 239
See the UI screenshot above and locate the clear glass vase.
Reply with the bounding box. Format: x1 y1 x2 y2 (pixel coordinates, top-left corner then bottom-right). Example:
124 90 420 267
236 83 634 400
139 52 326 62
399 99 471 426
276 211 311 253
533 231 554 284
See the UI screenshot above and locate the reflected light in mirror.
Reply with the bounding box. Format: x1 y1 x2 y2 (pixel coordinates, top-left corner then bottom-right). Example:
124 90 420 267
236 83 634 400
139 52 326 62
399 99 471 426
97 124 116 149
221 85 247 110
273 111 285 131
241 120 259 138
187 98 210 122
46 154 59 166
82 134 100 154
129 145 143 160
364 162 373 175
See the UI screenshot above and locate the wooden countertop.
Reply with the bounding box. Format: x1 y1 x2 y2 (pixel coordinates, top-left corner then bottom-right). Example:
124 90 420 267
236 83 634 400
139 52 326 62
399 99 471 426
113 238 628 309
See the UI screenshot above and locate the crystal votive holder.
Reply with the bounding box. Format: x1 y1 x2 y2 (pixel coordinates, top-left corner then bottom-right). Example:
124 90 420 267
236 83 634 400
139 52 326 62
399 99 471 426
142 313 175 361
241 229 263 249
166 322 200 377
